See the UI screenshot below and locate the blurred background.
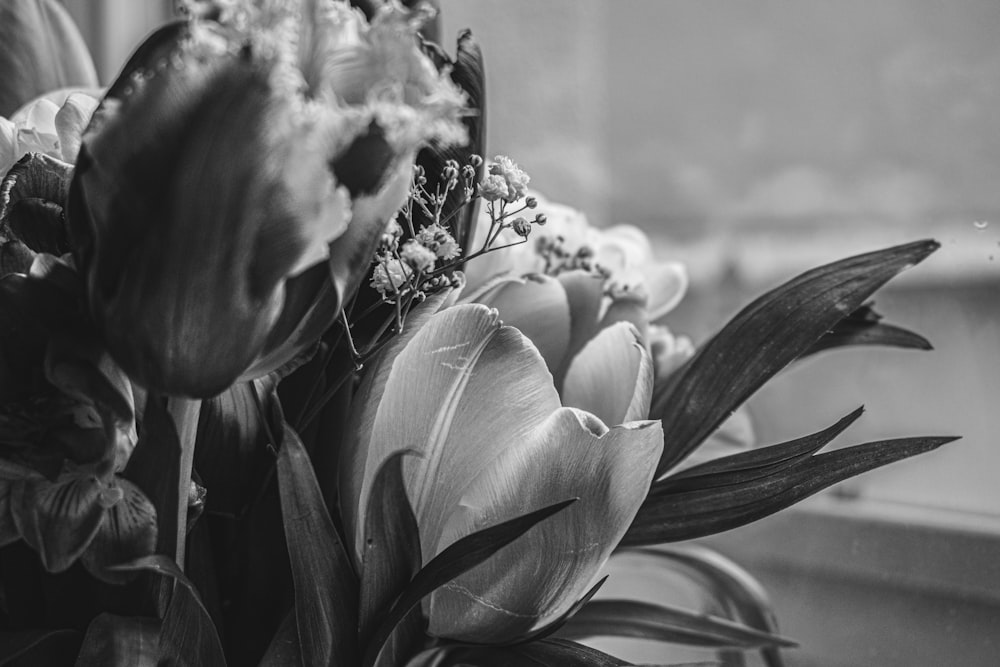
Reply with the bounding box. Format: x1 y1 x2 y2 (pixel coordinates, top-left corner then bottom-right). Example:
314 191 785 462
60 1 1000 664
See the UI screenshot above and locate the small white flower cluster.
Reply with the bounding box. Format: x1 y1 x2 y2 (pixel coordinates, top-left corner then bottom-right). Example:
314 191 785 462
370 217 463 299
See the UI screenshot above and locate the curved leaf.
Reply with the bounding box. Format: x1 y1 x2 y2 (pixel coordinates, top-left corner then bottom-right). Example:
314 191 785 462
802 303 931 357
405 638 632 667
276 411 359 667
557 599 795 649
651 239 939 475
625 435 959 545
656 407 865 493
107 554 226 667
359 452 422 659
363 498 578 667
258 610 302 667
621 547 785 667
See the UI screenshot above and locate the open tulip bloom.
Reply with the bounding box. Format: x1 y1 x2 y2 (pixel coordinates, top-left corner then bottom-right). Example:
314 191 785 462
0 1 963 666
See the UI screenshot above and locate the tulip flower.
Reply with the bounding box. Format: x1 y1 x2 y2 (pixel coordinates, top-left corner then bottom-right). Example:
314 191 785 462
341 301 663 643
68 1 468 397
465 190 688 322
0 0 99 117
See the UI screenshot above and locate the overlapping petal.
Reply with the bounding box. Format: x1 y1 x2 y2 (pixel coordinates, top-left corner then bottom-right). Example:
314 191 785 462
561 322 653 426
355 304 562 559
467 274 571 374
344 303 664 645
427 409 662 642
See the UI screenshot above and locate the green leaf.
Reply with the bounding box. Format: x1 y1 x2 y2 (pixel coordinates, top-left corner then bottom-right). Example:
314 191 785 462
557 599 796 650
193 377 277 518
621 546 785 667
74 614 160 667
359 452 422 659
405 638 633 667
0 629 80 666
107 554 226 667
363 498 578 667
802 304 931 357
656 407 865 493
123 395 181 565
624 435 959 545
276 409 359 667
258 610 302 667
650 239 939 475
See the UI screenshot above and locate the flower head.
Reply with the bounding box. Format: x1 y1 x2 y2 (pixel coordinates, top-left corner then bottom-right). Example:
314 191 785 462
341 301 662 643
69 1 469 397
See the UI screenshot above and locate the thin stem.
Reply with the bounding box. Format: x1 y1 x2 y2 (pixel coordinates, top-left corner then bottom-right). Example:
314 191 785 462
167 396 202 570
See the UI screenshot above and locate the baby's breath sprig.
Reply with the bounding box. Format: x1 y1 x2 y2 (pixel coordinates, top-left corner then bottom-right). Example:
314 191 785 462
355 155 549 367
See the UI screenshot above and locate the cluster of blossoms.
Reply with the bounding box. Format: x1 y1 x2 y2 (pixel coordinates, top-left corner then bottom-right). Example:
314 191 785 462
370 155 549 302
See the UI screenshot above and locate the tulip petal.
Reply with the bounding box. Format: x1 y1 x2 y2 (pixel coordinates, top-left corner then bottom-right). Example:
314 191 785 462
427 408 662 643
341 289 455 562
471 274 571 374
355 304 562 561
555 270 605 386
562 322 653 425
645 261 689 320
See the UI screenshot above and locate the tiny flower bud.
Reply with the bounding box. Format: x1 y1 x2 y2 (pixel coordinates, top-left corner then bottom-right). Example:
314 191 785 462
469 154 483 168
534 213 547 225
512 217 531 237
525 196 537 208
400 239 437 272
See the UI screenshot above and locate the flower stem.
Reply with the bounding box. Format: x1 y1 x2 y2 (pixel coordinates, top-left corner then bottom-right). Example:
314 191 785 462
167 396 201 570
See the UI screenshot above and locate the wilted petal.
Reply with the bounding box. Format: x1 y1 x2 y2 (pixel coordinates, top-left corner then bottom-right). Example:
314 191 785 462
81 478 157 583
354 305 562 560
11 473 107 572
562 322 653 425
428 409 663 643
470 274 571 374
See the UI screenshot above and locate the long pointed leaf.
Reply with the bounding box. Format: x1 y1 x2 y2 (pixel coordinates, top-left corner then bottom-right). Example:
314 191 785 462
625 435 958 545
363 498 578 667
258 610 302 667
108 554 226 666
620 547 784 667
657 407 865 493
405 638 633 667
276 413 359 667
359 452 423 664
651 240 939 475
557 599 795 649
802 304 931 357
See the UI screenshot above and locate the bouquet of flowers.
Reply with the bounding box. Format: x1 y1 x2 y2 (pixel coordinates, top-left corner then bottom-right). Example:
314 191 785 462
0 1 958 665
